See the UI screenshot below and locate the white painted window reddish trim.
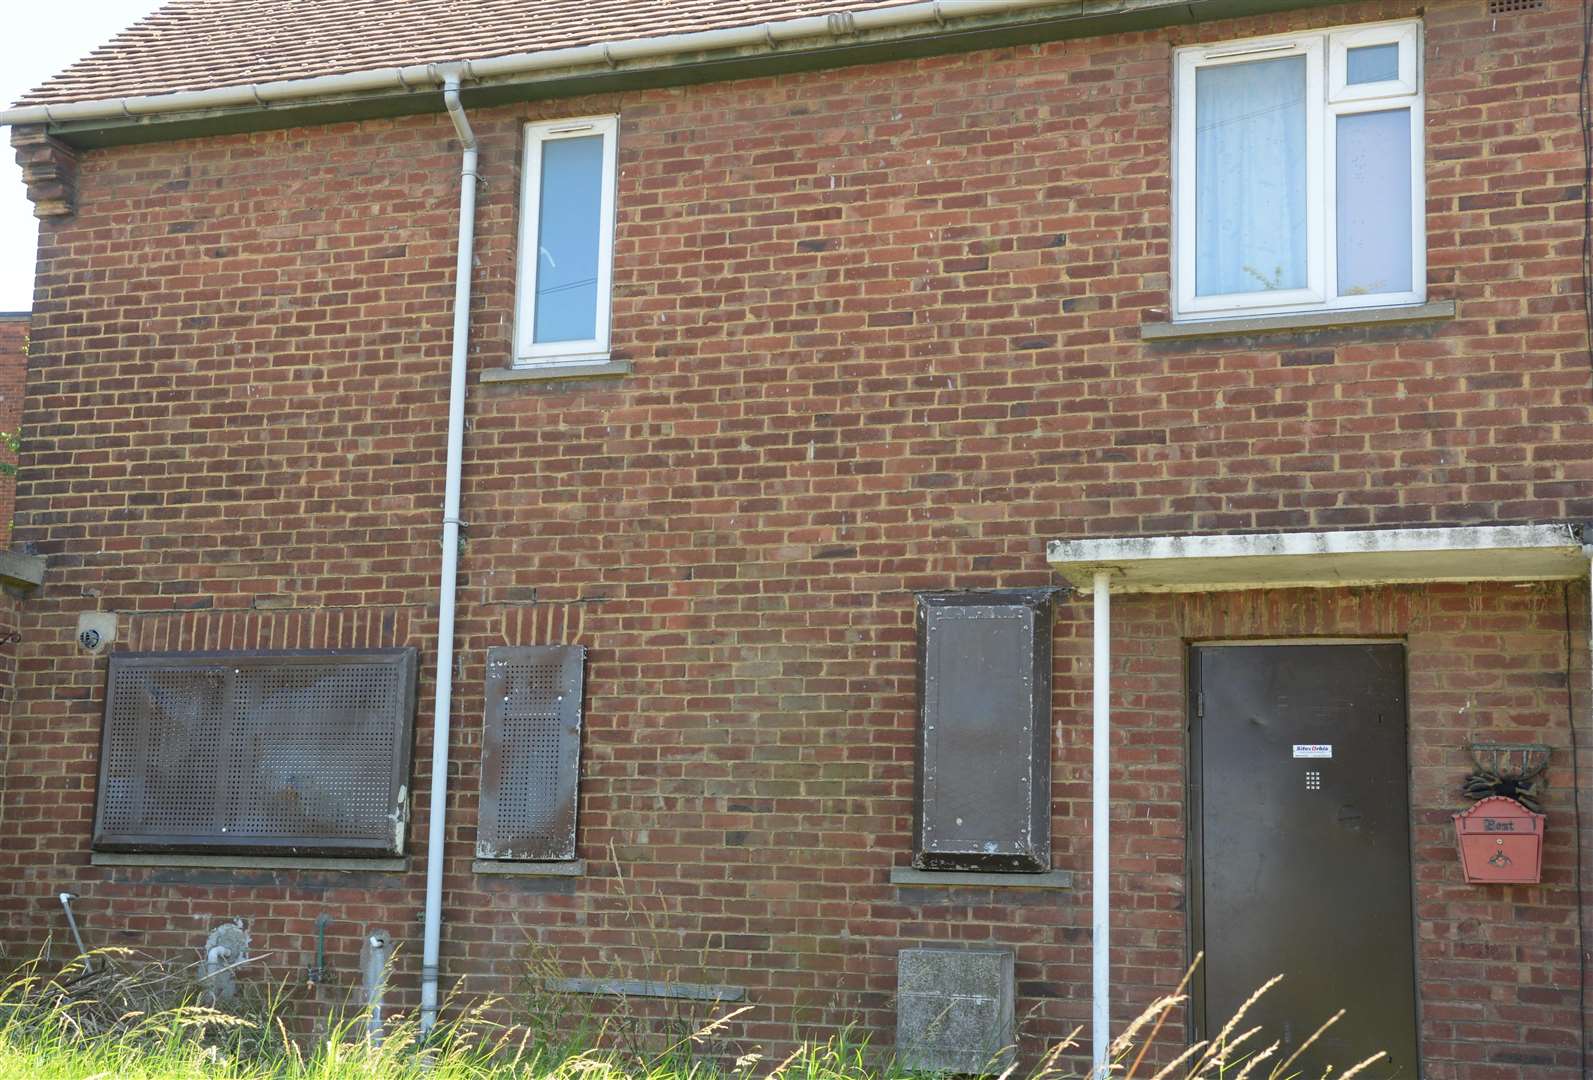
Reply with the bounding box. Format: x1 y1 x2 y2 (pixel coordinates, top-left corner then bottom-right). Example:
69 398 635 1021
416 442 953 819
513 115 619 367
1172 20 1425 322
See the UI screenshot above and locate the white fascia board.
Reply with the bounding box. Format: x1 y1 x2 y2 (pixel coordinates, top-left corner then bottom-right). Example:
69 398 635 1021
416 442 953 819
1046 524 1587 594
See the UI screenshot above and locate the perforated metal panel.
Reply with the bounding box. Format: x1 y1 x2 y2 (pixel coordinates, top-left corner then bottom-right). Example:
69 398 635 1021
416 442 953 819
914 590 1055 873
94 650 417 855
478 645 584 861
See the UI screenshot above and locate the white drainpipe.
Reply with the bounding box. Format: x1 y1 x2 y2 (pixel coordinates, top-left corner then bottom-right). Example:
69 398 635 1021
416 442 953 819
419 69 477 1037
1091 571 1111 1076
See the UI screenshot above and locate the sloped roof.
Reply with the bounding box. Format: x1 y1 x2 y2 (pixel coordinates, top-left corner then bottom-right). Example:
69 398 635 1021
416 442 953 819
20 0 922 106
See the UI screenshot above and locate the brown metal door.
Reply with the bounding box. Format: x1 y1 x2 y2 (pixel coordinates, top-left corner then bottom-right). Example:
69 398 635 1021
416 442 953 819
1190 644 1418 1078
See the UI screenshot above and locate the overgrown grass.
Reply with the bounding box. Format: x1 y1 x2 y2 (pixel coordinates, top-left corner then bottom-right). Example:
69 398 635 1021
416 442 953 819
0 948 1386 1080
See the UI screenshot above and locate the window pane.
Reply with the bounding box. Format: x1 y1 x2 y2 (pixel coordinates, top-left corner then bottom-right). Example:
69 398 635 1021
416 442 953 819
533 134 604 344
1195 55 1308 297
1346 43 1400 85
1336 108 1412 297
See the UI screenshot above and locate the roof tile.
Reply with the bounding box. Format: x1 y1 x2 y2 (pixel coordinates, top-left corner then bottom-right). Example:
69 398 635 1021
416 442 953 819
20 0 923 107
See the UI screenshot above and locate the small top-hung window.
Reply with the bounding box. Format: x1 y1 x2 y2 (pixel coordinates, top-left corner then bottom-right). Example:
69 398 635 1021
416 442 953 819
1173 20 1423 321
515 116 618 366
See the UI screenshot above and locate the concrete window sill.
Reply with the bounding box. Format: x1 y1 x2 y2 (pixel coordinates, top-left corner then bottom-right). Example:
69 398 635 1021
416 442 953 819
482 361 631 384
543 978 745 1002
91 853 407 872
889 868 1073 889
473 859 584 877
1141 300 1455 341
0 550 46 594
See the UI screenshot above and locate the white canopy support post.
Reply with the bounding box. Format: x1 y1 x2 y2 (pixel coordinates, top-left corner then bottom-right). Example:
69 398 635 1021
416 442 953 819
1092 570 1111 1076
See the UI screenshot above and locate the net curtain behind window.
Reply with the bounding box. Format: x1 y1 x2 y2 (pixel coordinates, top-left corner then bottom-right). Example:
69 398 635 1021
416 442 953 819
1194 55 1307 298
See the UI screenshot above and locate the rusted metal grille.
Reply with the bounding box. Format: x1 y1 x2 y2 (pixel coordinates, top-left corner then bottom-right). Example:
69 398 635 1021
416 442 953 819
477 645 584 861
94 650 417 855
914 591 1055 872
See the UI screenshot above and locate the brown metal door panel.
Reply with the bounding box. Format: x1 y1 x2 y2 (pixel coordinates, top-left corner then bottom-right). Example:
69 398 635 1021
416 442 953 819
1192 644 1418 1078
914 590 1054 873
477 645 585 861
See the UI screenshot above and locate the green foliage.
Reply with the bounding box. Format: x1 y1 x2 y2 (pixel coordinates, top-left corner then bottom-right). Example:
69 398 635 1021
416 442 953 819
0 430 16 478
0 948 1387 1080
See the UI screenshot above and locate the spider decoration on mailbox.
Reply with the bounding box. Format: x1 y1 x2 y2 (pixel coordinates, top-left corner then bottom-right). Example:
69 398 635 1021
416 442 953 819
1460 742 1549 813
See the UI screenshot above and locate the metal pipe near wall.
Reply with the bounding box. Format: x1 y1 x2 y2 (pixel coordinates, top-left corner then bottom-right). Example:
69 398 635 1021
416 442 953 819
363 931 392 1044
1091 572 1111 1076
57 892 91 972
419 69 478 1038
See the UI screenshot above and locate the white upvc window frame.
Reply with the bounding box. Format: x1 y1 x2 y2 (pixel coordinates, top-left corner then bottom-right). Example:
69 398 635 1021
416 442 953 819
1172 20 1424 323
514 115 619 367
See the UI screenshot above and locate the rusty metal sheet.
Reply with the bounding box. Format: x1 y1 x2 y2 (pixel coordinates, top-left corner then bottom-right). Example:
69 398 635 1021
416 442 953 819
914 590 1056 872
94 649 417 856
477 645 584 862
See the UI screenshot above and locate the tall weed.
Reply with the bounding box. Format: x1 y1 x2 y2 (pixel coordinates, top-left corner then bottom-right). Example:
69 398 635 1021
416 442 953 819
0 946 1387 1080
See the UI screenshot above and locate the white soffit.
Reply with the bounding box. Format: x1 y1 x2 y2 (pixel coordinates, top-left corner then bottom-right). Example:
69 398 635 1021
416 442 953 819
1046 525 1589 594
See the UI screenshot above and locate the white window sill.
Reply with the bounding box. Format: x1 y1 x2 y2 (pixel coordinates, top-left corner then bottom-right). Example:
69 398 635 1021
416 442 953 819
1143 300 1453 341
890 868 1073 889
483 360 631 384
543 978 745 1002
91 852 407 872
473 859 584 877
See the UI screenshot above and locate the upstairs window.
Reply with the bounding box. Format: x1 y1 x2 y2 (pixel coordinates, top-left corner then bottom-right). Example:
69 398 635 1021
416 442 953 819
1173 21 1423 321
515 116 618 367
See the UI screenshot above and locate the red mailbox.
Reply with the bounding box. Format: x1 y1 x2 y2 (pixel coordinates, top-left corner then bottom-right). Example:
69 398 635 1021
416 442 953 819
1453 796 1545 885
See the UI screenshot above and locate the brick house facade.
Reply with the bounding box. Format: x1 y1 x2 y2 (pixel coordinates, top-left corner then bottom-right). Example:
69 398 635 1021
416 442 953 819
3 1 1591 1077
0 314 24 537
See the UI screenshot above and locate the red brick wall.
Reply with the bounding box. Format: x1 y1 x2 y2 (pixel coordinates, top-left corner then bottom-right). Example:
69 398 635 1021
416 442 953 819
0 314 29 877
0 315 25 541
6 0 1592 1075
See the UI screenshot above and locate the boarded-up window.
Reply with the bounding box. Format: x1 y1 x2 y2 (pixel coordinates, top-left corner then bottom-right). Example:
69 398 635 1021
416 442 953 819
477 645 585 861
94 650 418 856
914 591 1055 872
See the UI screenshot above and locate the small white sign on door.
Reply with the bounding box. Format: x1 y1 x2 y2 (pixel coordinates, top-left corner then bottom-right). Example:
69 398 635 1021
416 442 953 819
1293 744 1333 759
